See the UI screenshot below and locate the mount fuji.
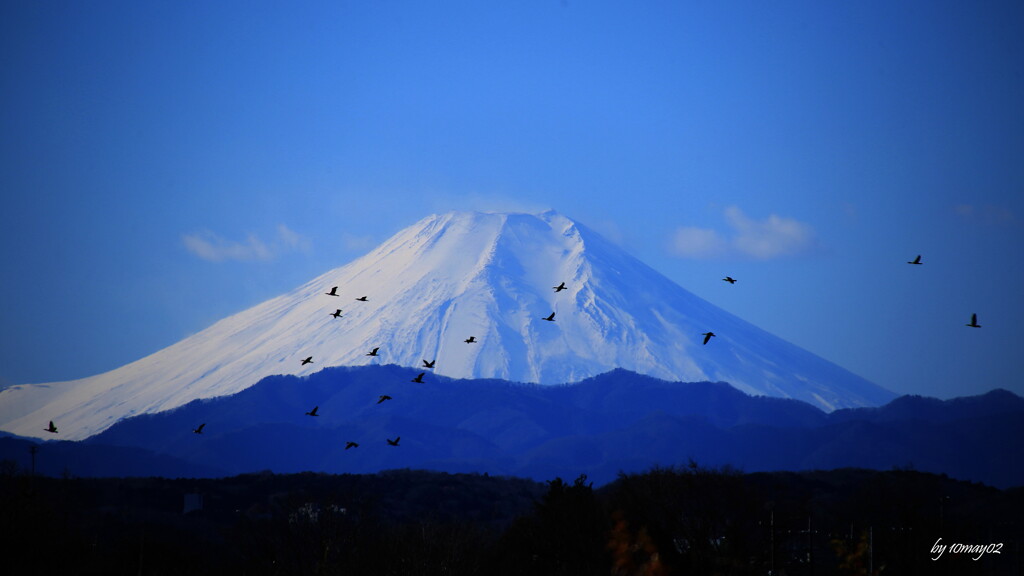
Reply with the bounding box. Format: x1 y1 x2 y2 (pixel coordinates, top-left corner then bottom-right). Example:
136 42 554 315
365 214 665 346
0 210 893 441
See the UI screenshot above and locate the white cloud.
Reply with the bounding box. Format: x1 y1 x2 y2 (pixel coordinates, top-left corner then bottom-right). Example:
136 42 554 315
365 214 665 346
724 206 817 259
668 206 819 260
669 226 728 258
183 225 310 262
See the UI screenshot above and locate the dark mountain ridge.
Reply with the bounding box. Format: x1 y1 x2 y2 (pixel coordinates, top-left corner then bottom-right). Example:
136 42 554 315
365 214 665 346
828 388 1024 423
2 366 1020 487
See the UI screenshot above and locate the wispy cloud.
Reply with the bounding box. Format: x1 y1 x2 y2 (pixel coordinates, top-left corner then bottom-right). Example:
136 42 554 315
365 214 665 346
183 225 309 262
274 224 310 251
340 232 376 253
669 226 728 258
668 206 819 260
426 192 551 216
954 203 1016 226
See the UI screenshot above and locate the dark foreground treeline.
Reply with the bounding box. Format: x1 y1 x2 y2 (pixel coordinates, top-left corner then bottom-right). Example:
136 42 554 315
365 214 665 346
2 462 1022 575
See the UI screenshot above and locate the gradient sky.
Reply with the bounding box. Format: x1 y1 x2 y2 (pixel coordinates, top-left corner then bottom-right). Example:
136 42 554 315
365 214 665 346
2 0 1022 401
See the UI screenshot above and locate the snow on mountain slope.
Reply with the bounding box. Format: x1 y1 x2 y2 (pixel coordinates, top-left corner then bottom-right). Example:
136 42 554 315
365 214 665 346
0 210 894 440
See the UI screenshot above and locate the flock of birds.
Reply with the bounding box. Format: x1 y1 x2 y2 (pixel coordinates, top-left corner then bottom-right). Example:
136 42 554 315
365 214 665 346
180 279 572 453
41 253 980 440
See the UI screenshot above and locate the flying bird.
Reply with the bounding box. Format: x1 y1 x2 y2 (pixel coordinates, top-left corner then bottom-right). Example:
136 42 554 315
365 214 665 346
422 359 435 369
966 313 981 328
193 423 205 435
464 336 477 343
908 255 923 265
553 282 567 292
301 356 313 365
305 406 319 417
411 372 425 383
345 441 359 450
387 437 401 447
377 395 392 404
722 276 737 284
542 312 556 322
44 420 58 434
702 331 716 345
330 309 343 318
355 296 369 302
325 286 340 297
366 347 380 357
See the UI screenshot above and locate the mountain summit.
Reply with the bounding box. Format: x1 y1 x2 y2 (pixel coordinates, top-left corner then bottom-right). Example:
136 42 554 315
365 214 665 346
0 211 893 440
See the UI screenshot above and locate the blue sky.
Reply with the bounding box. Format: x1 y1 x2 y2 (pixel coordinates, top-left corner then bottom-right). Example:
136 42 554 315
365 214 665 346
2 0 1022 400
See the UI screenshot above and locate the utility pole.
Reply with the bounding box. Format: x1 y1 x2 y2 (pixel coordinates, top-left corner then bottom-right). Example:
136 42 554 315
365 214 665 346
808 515 813 576
868 526 873 576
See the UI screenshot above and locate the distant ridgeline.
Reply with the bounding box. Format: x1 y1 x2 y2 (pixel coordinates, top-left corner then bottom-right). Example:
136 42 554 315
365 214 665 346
1 365 1021 489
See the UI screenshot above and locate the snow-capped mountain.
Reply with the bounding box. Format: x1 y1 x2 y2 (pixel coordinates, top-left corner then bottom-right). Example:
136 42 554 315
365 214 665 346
0 210 894 440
